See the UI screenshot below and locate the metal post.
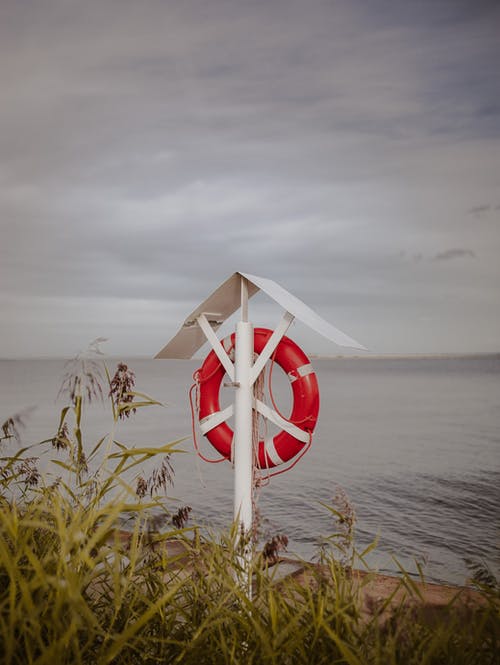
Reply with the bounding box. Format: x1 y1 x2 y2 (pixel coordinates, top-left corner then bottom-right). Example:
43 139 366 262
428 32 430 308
233 277 253 594
233 319 253 531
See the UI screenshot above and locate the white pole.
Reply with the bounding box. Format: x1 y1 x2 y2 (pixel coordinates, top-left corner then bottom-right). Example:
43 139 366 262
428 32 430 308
233 277 253 594
233 319 253 530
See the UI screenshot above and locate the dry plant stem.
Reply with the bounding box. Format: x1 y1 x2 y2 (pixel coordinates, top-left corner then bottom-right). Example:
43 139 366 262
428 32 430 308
101 364 121 471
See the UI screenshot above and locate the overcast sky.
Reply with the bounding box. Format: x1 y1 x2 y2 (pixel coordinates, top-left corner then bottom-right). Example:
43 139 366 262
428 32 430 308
1 0 499 358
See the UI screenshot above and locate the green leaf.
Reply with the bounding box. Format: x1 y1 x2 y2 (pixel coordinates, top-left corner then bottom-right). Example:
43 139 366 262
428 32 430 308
108 439 187 459
74 394 82 426
359 537 379 560
0 446 33 465
126 390 166 405
118 401 159 413
56 405 70 432
104 363 117 420
101 581 185 663
49 459 78 473
88 435 109 461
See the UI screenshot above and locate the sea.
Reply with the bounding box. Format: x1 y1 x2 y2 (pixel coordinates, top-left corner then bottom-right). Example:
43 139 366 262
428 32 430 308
1 354 499 587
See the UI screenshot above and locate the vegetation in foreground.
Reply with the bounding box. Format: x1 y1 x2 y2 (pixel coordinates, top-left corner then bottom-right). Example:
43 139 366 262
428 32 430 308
0 348 498 664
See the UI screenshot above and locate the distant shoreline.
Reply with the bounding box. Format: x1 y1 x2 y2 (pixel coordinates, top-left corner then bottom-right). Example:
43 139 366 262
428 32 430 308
308 352 500 360
1 352 500 362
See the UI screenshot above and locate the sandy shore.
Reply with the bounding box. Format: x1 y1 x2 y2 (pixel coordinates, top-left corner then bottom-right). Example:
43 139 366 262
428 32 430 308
275 557 486 623
114 533 487 622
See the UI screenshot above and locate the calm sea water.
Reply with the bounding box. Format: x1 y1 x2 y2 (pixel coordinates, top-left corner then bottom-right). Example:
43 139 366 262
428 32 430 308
1 355 499 586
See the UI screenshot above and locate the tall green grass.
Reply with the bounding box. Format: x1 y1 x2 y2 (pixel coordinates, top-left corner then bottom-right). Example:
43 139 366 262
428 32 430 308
1 352 498 664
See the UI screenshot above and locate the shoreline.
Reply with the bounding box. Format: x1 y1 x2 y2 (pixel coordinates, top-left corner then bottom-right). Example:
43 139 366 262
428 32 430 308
276 556 487 621
117 533 488 620
308 351 500 360
2 352 500 361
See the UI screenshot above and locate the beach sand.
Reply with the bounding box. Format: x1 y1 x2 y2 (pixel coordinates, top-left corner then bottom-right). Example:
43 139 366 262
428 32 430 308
115 533 487 623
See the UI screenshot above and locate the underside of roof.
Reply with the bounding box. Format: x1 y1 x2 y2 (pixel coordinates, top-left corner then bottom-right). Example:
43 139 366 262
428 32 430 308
155 271 366 358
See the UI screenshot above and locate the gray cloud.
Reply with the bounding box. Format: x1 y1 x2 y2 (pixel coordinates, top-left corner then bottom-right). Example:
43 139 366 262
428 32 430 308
1 0 499 357
433 249 477 261
468 205 492 215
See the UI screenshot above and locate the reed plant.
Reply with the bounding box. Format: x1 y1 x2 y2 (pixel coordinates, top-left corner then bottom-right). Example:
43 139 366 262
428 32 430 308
0 350 498 664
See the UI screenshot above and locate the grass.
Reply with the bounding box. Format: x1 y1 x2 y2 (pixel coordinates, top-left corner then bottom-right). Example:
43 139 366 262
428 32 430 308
0 348 498 664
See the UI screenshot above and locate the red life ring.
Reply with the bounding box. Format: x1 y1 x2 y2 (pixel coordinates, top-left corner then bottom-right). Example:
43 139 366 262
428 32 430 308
196 328 319 468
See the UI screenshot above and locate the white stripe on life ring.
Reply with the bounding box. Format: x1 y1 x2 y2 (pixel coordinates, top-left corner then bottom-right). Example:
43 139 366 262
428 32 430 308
254 399 310 443
264 434 285 466
199 404 234 435
288 363 314 383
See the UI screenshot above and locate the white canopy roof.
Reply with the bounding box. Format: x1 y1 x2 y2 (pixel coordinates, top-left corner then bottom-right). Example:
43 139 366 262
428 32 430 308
155 271 366 358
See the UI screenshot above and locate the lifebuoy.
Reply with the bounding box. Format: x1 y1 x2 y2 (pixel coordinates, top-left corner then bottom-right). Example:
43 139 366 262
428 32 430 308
195 328 319 468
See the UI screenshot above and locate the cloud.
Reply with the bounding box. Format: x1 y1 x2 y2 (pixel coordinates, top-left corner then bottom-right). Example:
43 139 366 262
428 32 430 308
433 249 476 261
0 0 499 356
468 204 491 216
468 204 500 217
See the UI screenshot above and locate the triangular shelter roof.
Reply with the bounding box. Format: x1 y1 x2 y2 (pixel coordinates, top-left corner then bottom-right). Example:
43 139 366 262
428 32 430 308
155 271 366 359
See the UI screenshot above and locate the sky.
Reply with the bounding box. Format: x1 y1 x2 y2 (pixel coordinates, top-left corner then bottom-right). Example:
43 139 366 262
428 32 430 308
1 0 499 358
